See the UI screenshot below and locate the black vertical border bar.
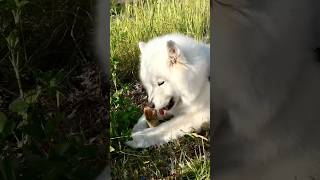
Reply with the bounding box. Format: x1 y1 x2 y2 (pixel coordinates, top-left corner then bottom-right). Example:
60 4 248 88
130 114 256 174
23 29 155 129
95 0 109 78
94 0 110 179
210 0 214 179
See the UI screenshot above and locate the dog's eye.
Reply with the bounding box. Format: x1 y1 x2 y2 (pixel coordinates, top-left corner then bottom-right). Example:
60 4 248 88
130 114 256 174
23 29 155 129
157 81 165 86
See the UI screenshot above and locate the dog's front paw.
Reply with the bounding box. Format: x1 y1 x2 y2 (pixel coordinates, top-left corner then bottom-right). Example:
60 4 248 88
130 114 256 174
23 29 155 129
132 117 149 133
125 140 141 149
125 131 166 148
125 132 154 148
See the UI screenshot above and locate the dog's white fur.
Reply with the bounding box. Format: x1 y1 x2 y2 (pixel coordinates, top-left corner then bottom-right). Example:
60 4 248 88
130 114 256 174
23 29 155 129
126 34 210 148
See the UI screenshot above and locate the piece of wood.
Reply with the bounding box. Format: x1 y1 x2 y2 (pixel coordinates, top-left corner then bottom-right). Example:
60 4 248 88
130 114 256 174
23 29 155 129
144 106 159 127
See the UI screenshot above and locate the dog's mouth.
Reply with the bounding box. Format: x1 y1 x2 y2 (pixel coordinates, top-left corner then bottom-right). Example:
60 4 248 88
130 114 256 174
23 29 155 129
159 97 175 116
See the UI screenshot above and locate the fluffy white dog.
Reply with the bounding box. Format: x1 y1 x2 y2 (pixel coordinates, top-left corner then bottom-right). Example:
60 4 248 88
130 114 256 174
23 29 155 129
126 34 210 148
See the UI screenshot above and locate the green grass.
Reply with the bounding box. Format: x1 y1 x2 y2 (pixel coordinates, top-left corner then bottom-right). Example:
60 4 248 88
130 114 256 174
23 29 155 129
110 0 210 82
109 83 141 138
111 132 210 179
110 0 210 179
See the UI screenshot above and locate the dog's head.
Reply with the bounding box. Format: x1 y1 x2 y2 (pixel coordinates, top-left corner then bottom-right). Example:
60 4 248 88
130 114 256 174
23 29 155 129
138 37 191 119
138 34 209 119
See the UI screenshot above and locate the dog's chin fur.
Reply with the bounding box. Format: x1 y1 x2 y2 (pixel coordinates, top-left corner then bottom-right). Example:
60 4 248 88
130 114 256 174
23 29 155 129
126 34 210 148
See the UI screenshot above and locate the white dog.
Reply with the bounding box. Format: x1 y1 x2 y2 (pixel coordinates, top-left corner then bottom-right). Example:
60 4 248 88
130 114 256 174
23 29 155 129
126 34 210 148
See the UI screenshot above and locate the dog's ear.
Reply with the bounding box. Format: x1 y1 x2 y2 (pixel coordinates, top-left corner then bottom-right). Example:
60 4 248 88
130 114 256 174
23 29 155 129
167 40 181 65
138 42 146 52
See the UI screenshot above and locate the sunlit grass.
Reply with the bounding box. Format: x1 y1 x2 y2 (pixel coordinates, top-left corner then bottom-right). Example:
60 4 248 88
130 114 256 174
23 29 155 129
110 0 210 81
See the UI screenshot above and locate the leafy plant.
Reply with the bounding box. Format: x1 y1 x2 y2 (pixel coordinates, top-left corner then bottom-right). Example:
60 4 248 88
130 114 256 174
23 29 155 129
2 0 30 98
0 0 106 179
110 84 141 138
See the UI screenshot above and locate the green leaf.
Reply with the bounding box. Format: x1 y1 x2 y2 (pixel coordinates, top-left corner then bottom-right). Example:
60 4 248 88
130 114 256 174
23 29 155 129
24 87 42 104
17 0 29 8
55 143 71 156
9 98 28 113
1 119 16 138
46 112 65 136
0 112 7 133
0 157 16 180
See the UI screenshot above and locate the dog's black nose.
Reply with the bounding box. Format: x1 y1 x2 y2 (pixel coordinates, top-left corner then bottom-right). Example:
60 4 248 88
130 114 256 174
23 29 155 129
147 102 155 108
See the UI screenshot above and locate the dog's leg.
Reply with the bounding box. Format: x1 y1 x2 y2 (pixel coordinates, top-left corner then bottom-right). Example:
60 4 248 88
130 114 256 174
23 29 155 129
126 111 209 148
131 115 149 133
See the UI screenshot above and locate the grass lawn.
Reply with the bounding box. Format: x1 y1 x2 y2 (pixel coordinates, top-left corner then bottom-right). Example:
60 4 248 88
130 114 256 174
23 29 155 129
110 0 210 179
